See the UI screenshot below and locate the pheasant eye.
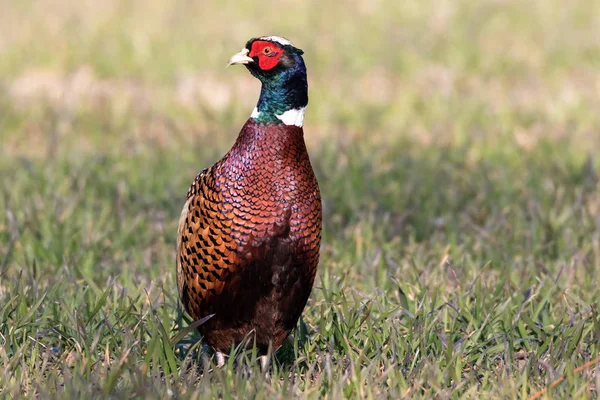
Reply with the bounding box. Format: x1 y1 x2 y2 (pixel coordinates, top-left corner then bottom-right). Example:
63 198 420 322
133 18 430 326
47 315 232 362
263 47 272 54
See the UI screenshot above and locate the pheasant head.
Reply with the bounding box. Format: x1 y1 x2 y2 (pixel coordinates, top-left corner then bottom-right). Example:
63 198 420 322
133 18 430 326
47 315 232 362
228 36 308 127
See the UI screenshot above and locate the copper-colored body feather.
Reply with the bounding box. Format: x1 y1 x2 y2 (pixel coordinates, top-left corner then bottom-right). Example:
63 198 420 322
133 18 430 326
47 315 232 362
176 119 322 352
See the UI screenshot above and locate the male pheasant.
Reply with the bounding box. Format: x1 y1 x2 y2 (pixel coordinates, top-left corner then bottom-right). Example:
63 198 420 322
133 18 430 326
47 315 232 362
176 36 322 367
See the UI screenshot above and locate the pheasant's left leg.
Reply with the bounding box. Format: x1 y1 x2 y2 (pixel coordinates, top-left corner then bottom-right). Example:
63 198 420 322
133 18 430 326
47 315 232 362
259 355 270 372
216 352 226 368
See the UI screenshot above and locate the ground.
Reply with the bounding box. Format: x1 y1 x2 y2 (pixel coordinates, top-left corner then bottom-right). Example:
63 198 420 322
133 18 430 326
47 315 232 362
1 0 600 398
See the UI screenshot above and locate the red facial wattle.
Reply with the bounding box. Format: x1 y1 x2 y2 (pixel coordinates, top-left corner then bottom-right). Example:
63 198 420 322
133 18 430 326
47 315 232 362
249 41 282 71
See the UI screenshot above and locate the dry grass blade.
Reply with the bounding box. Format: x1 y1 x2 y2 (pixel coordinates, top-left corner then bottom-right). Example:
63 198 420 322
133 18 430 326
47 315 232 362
528 356 600 400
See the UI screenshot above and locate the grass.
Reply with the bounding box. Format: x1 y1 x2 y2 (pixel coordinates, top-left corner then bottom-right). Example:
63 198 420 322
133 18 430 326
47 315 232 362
1 0 600 398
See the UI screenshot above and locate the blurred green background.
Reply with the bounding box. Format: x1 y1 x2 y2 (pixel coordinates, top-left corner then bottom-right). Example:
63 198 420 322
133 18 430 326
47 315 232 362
1 0 600 398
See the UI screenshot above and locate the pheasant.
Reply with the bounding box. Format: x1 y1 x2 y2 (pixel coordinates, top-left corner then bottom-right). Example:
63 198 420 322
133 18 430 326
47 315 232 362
176 36 322 368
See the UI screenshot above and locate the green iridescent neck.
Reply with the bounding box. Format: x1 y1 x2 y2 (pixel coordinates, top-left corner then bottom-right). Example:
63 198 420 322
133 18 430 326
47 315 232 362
252 53 308 124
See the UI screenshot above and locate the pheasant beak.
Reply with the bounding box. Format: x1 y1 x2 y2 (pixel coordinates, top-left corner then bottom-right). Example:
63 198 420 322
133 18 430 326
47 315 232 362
227 48 254 67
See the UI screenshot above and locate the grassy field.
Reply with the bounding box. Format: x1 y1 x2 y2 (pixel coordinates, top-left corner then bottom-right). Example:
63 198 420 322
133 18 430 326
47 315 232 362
1 0 600 398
